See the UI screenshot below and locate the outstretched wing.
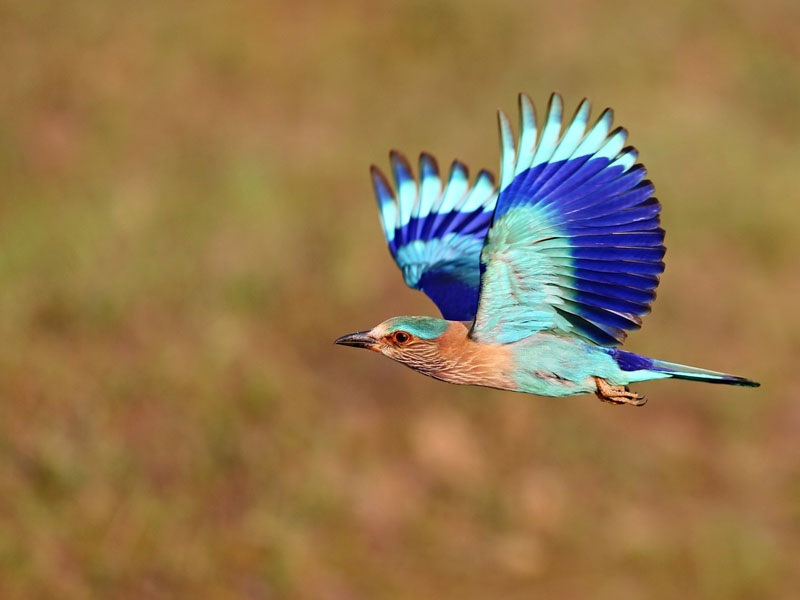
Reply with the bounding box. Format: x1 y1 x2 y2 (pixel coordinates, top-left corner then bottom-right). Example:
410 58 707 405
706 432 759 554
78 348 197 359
371 151 498 321
471 93 665 346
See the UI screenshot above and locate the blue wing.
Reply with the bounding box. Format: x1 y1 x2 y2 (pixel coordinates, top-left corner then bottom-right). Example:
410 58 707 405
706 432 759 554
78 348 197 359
471 93 665 346
371 151 498 321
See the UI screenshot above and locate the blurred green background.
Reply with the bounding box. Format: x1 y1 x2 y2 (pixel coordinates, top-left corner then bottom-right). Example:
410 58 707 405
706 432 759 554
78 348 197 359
1 0 798 597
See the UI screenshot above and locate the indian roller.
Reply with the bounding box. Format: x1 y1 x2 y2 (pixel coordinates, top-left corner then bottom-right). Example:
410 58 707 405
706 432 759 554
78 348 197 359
336 93 759 405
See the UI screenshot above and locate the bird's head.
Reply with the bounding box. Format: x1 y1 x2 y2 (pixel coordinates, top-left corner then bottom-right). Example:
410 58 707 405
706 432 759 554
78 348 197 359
335 316 454 374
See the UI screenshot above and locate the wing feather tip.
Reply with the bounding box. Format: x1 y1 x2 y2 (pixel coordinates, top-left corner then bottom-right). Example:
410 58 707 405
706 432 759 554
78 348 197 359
419 151 439 173
370 165 394 203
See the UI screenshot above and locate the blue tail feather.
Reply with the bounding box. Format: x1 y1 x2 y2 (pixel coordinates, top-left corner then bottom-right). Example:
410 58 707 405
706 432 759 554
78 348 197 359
649 358 760 387
609 348 760 387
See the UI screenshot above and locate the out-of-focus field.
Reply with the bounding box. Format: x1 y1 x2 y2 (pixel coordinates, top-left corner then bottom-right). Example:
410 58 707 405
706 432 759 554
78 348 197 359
1 0 798 598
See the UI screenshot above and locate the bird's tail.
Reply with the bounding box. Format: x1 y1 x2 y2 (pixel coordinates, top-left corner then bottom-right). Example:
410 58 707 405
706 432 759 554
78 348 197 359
648 358 760 387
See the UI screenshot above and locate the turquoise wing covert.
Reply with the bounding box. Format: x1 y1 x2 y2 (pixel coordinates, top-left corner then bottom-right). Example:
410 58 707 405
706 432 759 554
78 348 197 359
471 93 665 346
371 151 498 321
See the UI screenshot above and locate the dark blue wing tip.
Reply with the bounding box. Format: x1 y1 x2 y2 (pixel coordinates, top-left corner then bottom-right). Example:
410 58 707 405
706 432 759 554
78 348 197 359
449 159 469 180
389 149 414 186
611 125 628 138
619 145 638 159
370 164 394 204
600 107 614 122
629 165 648 179
420 152 439 179
642 196 661 208
476 168 496 187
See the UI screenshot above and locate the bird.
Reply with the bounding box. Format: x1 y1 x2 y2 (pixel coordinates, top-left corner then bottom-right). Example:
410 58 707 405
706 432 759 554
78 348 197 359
335 93 759 405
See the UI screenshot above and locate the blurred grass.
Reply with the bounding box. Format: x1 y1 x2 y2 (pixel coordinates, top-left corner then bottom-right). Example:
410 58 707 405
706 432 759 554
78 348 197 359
0 0 798 597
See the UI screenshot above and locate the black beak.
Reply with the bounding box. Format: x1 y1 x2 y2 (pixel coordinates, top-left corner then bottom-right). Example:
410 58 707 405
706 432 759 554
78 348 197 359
334 330 378 350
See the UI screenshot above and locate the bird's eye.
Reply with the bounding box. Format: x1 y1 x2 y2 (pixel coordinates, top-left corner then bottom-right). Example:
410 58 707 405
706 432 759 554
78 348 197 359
391 331 411 345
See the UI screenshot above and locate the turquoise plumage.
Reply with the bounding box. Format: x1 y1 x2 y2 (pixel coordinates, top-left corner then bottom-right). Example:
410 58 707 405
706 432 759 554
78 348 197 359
336 93 759 405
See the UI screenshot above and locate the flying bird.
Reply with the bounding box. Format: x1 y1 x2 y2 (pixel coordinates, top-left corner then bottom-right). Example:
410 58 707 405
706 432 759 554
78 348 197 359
335 93 759 405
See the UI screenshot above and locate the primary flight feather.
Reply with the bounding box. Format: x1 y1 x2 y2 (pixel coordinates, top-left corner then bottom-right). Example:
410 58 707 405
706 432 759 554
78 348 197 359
336 93 759 405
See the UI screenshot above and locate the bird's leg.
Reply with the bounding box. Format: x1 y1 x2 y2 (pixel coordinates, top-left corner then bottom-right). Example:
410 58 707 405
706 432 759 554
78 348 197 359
593 377 647 407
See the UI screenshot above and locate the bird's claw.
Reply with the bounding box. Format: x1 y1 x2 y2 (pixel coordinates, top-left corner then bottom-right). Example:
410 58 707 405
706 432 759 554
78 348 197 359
594 377 647 407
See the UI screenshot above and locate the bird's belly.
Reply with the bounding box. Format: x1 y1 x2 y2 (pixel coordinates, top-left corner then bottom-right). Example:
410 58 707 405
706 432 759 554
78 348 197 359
509 371 598 397
508 334 622 397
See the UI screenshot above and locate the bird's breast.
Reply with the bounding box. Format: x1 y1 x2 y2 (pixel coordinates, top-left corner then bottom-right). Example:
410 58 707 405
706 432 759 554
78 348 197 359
434 328 518 390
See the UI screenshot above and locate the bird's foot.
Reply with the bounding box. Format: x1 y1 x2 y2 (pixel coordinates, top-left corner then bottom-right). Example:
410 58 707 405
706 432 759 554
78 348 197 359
593 377 647 407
